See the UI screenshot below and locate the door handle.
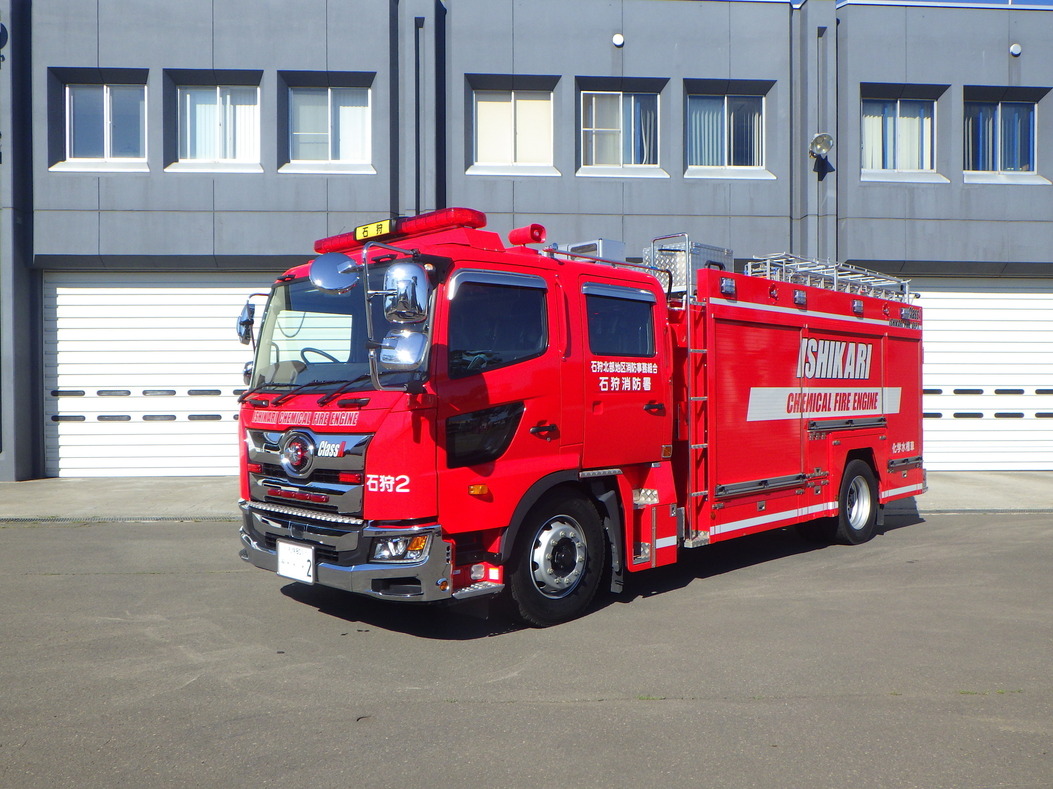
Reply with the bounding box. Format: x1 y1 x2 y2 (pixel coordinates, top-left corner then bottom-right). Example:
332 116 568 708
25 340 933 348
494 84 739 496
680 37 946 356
644 403 666 415
529 423 559 440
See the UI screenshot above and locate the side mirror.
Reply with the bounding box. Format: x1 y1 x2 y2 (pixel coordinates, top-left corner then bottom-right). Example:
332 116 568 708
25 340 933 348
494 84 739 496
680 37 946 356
237 302 255 345
242 361 254 386
311 252 360 295
383 262 429 324
378 329 428 371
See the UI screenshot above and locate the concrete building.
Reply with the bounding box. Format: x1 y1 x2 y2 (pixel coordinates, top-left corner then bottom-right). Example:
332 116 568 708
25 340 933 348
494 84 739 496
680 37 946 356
0 0 1051 478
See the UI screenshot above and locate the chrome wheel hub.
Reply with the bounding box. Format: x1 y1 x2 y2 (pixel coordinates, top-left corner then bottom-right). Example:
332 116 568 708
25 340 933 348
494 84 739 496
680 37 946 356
529 516 587 599
845 476 872 531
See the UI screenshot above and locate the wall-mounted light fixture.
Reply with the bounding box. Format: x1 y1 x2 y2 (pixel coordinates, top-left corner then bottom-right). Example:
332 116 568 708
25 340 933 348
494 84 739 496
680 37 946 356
809 132 835 181
612 33 625 48
809 133 834 160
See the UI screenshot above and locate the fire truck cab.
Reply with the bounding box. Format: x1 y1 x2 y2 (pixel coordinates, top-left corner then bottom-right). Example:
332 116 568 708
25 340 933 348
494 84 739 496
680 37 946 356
236 207 924 626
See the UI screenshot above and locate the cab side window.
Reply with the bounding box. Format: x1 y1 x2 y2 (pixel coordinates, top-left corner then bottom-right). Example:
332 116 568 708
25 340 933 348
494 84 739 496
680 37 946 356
448 279 547 378
585 284 655 357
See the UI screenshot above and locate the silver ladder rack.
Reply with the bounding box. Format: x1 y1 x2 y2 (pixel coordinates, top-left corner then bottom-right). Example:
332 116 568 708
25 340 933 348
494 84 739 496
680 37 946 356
745 254 913 303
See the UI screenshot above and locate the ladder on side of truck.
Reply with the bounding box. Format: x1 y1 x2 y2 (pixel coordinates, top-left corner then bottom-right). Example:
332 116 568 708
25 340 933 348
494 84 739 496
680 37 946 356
683 296 710 548
645 234 722 548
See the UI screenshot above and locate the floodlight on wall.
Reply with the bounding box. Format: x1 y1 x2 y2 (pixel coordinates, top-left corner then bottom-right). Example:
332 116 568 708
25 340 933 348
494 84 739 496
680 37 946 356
612 33 625 47
809 133 834 159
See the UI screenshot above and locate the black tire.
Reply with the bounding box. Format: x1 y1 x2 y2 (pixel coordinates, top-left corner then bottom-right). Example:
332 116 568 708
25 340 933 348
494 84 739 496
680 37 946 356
833 459 879 545
507 491 606 627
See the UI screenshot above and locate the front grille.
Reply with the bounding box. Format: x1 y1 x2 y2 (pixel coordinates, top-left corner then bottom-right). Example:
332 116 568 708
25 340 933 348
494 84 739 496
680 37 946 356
260 462 344 485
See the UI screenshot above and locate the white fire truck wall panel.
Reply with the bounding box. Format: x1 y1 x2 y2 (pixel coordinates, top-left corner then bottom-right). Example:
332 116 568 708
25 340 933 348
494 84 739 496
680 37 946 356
43 271 273 477
914 277 1053 471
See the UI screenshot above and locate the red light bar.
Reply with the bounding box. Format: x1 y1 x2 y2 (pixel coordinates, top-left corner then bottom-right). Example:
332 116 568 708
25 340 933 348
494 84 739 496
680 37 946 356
314 207 487 254
398 207 487 237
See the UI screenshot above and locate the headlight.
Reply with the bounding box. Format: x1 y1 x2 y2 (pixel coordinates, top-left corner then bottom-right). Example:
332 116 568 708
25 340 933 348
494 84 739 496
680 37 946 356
372 534 430 562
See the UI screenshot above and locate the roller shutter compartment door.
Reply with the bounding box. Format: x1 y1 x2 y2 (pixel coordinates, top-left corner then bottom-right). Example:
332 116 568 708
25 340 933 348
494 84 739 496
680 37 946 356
915 277 1053 471
43 271 272 477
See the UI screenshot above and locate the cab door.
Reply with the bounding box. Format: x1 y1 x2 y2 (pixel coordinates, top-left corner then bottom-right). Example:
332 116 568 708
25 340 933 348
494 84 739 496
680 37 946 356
580 279 672 468
435 268 567 537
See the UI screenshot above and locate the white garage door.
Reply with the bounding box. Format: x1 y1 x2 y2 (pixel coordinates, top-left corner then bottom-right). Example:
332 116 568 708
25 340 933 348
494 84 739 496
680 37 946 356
43 271 274 477
915 277 1053 471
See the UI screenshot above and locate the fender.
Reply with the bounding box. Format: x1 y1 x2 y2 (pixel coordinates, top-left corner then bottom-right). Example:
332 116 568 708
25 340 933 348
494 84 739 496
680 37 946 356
495 470 627 594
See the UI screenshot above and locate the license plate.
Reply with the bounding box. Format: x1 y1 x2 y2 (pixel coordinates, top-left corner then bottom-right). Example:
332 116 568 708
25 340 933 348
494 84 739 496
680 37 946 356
277 540 315 584
354 219 393 241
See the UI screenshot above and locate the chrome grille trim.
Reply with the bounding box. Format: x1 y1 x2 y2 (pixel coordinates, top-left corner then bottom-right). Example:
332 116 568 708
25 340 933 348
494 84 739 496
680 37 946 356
245 500 365 525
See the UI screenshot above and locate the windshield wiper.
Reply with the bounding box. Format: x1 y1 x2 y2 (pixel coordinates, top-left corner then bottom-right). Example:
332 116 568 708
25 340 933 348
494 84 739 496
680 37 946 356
237 381 297 404
270 380 348 406
316 374 375 406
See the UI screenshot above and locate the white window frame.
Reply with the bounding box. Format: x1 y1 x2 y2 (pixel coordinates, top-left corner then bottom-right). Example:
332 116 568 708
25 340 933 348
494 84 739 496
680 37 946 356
579 90 666 178
685 93 773 181
56 83 147 172
171 85 261 172
284 86 373 173
467 89 558 177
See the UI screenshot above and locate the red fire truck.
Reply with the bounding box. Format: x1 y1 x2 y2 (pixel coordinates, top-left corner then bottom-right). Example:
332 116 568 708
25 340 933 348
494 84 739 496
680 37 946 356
236 207 924 626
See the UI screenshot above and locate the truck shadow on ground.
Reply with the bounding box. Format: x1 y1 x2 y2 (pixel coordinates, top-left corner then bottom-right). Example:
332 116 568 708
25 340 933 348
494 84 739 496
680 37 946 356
281 509 925 640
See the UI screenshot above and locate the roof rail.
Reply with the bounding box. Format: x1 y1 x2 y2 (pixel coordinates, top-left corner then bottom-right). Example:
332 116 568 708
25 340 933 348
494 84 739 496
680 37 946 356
744 254 913 302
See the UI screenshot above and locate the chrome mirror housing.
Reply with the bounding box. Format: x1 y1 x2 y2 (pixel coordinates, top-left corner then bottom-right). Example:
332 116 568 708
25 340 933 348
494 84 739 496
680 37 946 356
383 262 429 323
377 329 428 371
310 252 360 295
236 302 255 345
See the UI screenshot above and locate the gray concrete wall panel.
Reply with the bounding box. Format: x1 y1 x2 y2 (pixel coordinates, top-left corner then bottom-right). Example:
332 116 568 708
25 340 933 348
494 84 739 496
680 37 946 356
99 210 215 256
97 0 213 69
214 211 328 257
99 175 214 213
213 0 327 72
33 210 101 256
213 175 329 214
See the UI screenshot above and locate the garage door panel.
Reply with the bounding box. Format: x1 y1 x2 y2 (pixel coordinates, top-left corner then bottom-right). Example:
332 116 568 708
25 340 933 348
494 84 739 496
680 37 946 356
916 277 1053 471
44 271 270 477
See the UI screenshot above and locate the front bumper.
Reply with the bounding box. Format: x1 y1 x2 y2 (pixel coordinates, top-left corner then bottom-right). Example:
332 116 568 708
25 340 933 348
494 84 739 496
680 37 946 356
238 500 453 602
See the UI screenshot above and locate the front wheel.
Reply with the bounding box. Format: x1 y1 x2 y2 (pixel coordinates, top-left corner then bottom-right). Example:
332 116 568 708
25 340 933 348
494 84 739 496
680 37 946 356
507 492 606 627
833 459 879 545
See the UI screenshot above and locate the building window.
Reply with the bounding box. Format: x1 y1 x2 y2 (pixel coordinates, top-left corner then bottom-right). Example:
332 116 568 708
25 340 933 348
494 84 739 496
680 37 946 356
581 91 659 167
289 86 370 163
686 94 763 168
862 99 934 171
964 101 1035 173
473 90 553 167
65 84 146 161
177 85 259 163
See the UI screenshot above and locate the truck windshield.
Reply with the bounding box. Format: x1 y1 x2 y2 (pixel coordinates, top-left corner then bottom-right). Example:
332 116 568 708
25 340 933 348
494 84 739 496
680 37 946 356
251 267 421 392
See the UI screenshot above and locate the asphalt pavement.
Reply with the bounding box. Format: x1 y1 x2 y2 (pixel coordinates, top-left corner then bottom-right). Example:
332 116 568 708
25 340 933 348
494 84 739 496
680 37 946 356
2 508 1050 788
0 471 1049 521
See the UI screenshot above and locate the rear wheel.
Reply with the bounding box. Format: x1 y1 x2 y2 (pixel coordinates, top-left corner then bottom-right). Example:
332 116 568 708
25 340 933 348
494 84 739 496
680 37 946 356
833 459 879 545
508 492 605 627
